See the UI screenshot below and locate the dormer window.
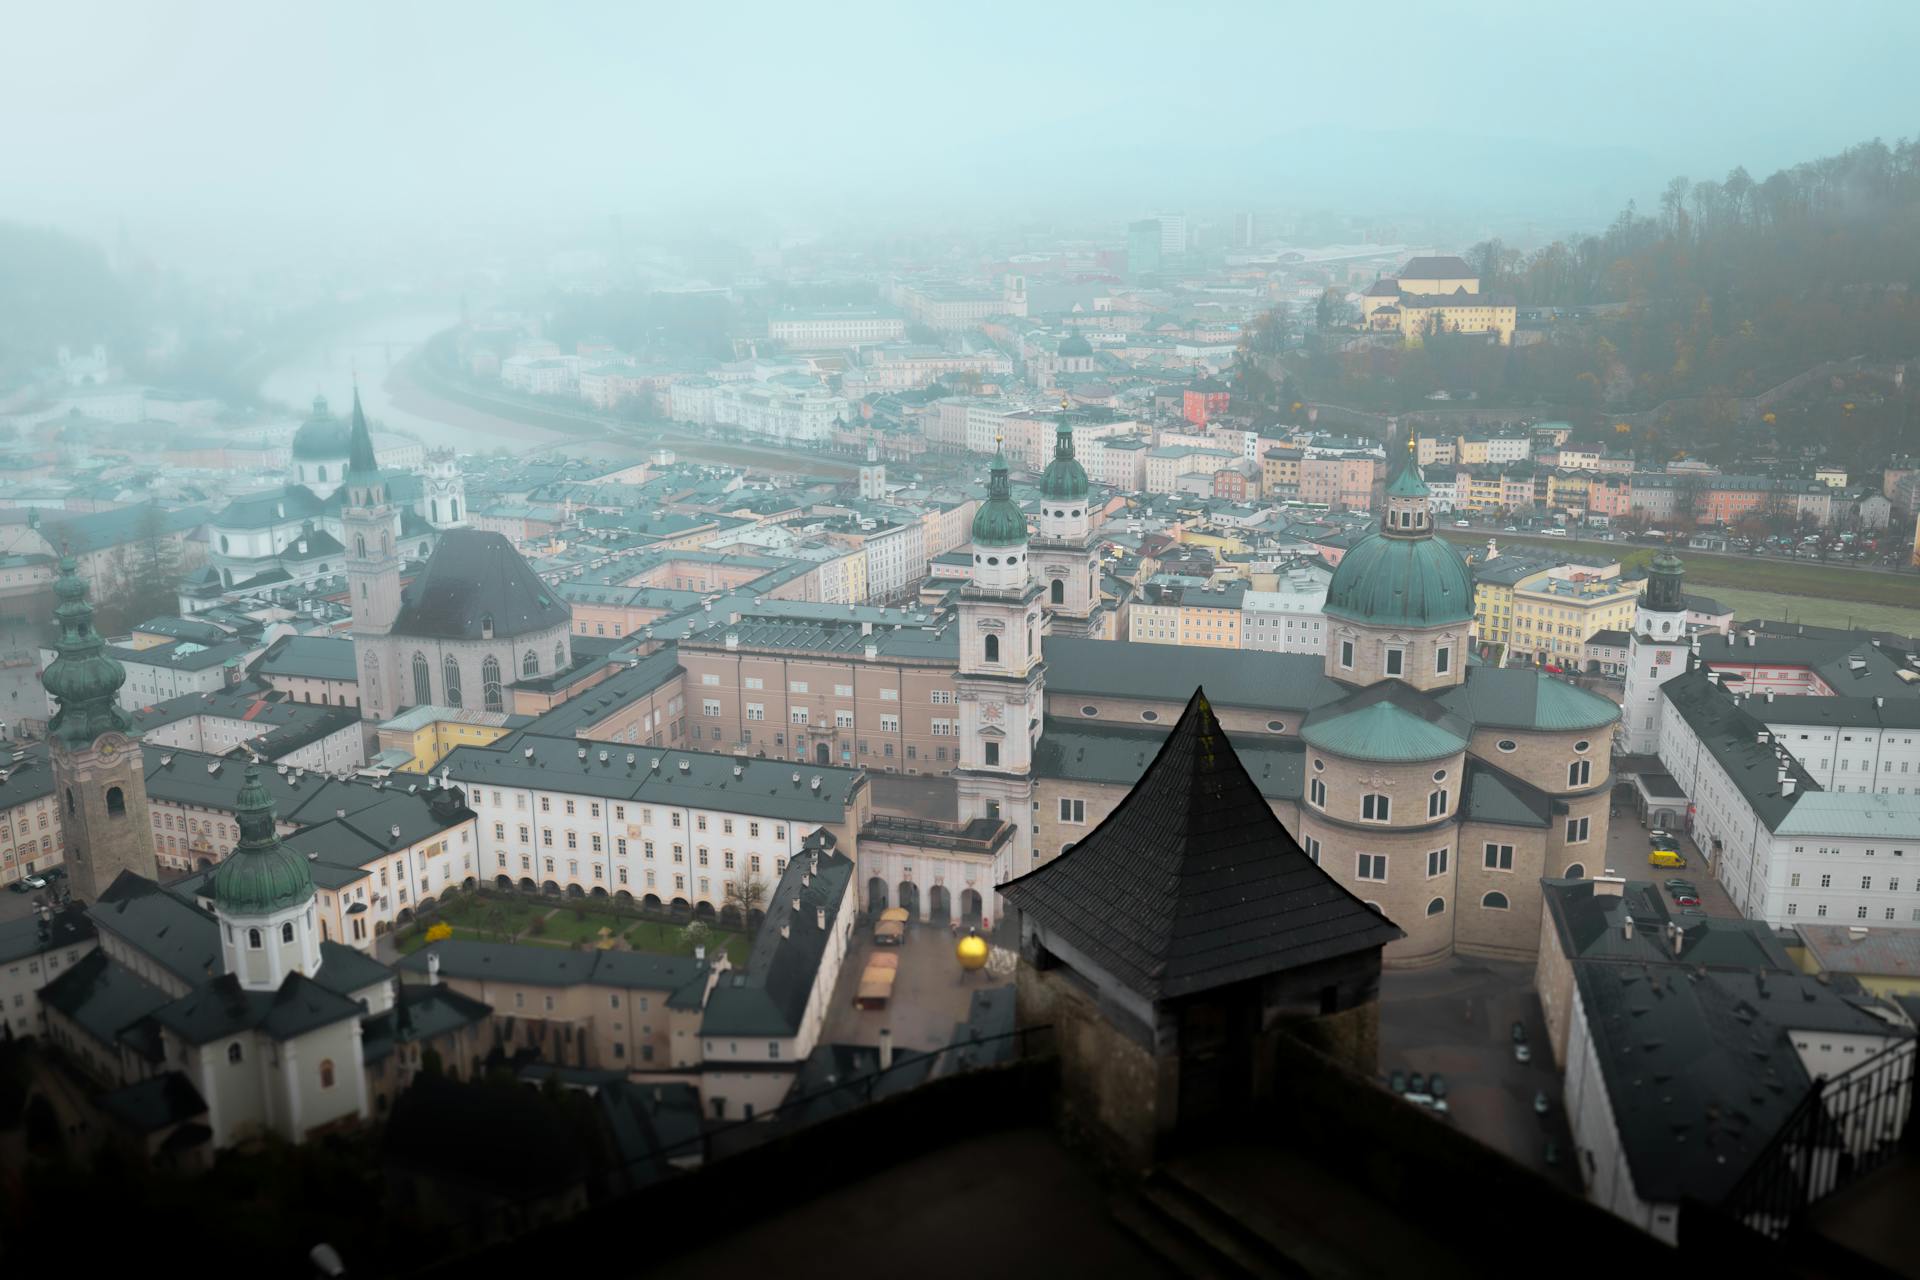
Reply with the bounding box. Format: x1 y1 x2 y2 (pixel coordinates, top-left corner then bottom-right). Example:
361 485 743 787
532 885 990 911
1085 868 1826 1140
480 614 495 639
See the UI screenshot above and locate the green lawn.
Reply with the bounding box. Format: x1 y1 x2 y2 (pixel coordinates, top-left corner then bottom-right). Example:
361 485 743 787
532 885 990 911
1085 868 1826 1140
437 895 543 934
624 918 750 966
398 894 751 964
1685 586 1920 638
394 922 573 955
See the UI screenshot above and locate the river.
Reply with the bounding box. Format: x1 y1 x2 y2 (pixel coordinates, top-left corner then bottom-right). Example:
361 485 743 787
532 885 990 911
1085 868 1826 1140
256 310 569 454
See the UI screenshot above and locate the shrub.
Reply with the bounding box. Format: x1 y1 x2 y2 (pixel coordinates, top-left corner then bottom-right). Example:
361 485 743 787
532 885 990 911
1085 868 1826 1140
528 916 547 937
424 922 453 944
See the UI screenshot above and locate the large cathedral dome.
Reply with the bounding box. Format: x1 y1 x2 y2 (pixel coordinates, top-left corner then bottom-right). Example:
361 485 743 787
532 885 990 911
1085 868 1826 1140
1324 528 1473 628
292 394 353 461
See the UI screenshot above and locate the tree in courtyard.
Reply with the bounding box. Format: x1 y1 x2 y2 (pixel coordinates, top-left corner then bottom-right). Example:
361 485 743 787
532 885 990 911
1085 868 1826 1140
723 875 767 925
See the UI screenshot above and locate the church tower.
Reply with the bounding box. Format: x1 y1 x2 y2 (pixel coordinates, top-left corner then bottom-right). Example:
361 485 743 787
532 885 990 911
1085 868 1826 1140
1032 396 1103 637
956 443 1043 883
423 448 468 529
858 440 886 502
343 389 403 719
42 554 157 901
1622 549 1690 754
211 766 321 989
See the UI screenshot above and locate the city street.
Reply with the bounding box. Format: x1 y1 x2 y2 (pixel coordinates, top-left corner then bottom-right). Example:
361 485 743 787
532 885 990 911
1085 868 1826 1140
1603 803 1740 918
1377 957 1582 1193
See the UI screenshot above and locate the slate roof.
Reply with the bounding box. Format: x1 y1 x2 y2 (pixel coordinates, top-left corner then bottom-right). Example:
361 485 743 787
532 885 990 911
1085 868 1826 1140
360 982 493 1065
254 634 359 683
95 1071 208 1134
1542 879 1795 971
1772 791 1920 840
0 902 95 966
1796 925 1920 981
311 939 394 1000
701 833 854 1038
394 939 709 994
1661 671 1816 831
90 872 223 987
1033 719 1304 801
1397 256 1476 280
392 528 570 641
1000 688 1404 1001
1044 636 1346 714
38 948 174 1053
1436 666 1621 733
1461 759 1553 828
145 971 364 1046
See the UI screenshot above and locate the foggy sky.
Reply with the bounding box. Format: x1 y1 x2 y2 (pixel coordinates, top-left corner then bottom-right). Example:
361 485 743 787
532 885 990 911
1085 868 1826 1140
8 0 1919 257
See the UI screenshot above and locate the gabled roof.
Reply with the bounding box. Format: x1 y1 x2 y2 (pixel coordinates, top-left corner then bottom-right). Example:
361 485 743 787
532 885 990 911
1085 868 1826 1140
392 528 570 641
1000 688 1403 1001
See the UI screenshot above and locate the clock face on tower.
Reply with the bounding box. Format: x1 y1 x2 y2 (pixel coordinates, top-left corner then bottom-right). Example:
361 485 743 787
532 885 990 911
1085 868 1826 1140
981 701 1004 724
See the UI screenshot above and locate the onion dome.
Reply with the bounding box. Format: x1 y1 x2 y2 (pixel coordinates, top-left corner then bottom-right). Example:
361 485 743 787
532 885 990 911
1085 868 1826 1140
971 443 1028 547
1038 406 1089 502
1645 549 1686 613
291 394 352 460
42 554 131 748
211 765 314 917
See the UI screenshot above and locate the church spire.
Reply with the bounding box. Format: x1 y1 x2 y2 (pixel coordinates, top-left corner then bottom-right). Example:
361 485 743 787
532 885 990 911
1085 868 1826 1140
347 386 377 477
42 552 131 747
1381 423 1432 538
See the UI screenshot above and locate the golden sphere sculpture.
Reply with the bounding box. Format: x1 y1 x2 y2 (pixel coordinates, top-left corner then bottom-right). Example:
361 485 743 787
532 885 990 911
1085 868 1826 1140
956 932 989 972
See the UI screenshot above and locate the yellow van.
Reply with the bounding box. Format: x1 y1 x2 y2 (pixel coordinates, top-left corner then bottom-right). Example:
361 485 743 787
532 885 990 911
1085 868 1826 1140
1648 849 1687 869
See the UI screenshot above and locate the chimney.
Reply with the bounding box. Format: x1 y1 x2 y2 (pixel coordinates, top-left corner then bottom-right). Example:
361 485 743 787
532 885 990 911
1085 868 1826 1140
816 907 825 931
1849 925 1870 941
1668 921 1685 958
694 944 706 964
1781 773 1797 797
1592 875 1626 898
1621 914 1634 940
878 1027 894 1071
427 951 441 986
725 631 739 651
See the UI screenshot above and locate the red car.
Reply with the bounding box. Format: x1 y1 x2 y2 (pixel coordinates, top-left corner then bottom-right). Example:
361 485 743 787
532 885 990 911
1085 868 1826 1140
1674 895 1701 907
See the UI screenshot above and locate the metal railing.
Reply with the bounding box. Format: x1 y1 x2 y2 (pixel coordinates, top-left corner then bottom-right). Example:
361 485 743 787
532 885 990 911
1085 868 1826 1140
1721 1036 1916 1237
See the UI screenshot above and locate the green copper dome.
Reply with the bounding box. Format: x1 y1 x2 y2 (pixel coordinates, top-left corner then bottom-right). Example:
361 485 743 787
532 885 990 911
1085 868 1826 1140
211 766 315 918
1324 531 1474 628
971 445 1029 547
1038 413 1089 501
42 554 132 748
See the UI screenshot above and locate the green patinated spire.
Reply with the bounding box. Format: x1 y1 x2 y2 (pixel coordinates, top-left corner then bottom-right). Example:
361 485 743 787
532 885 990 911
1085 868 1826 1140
1384 423 1429 500
42 553 132 748
211 765 315 917
1039 396 1089 501
971 439 1028 547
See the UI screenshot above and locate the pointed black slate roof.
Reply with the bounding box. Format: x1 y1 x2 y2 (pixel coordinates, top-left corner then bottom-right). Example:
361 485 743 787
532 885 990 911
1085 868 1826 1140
1000 687 1404 1001
391 528 570 641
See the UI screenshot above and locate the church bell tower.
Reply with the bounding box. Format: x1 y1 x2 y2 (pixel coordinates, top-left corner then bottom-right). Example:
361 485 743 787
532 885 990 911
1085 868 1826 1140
343 388 403 719
42 553 157 901
1622 549 1690 754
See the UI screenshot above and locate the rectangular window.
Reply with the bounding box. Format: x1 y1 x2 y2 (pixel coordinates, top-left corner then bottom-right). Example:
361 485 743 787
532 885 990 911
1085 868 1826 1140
985 742 1000 767
1428 789 1448 818
1357 853 1387 881
1362 794 1390 822
1568 760 1591 788
1059 798 1085 823
745 677 764 690
1435 646 1451 675
1565 817 1589 844
1385 648 1404 677
1340 640 1354 669
702 699 720 717
1310 778 1326 807
1304 836 1321 864
1427 848 1448 877
1484 843 1514 870
790 681 809 693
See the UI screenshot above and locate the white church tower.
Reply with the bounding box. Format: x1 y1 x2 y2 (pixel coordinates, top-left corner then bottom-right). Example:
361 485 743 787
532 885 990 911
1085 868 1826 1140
955 442 1043 884
1622 549 1691 754
211 766 323 990
423 448 468 529
1031 397 1103 637
858 439 886 502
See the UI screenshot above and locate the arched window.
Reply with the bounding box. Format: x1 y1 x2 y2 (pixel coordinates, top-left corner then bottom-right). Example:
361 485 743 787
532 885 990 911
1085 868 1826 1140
443 655 463 707
1564 863 1586 880
355 534 366 558
1482 891 1510 910
482 656 503 712
106 787 125 817
480 614 494 640
319 1059 335 1089
365 652 380 709
382 532 391 554
412 652 431 703
317 465 328 482
984 634 1000 663
220 534 230 553
247 928 262 949
1361 793 1391 822
554 642 566 670
1426 897 1446 916
228 1043 244 1064
523 650 539 677
450 498 460 522
1050 578 1064 605
65 788 75 817
281 921 294 943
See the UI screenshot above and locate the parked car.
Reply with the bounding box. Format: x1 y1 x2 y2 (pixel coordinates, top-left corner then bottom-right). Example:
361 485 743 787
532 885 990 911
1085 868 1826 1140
41 868 63 881
1503 525 1519 532
1428 1074 1449 1114
1665 882 1697 897
6 879 29 894
1454 519 1472 528
1514 1041 1532 1064
1388 1069 1407 1094
1511 1020 1527 1043
1662 877 1694 889
1674 895 1702 907
1407 1071 1427 1098
19 874 46 891
1681 908 1707 917
1533 1091 1551 1116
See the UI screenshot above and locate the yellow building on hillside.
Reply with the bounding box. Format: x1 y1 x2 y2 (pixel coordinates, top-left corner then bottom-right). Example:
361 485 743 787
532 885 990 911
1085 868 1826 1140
377 705 520 773
1509 568 1637 668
